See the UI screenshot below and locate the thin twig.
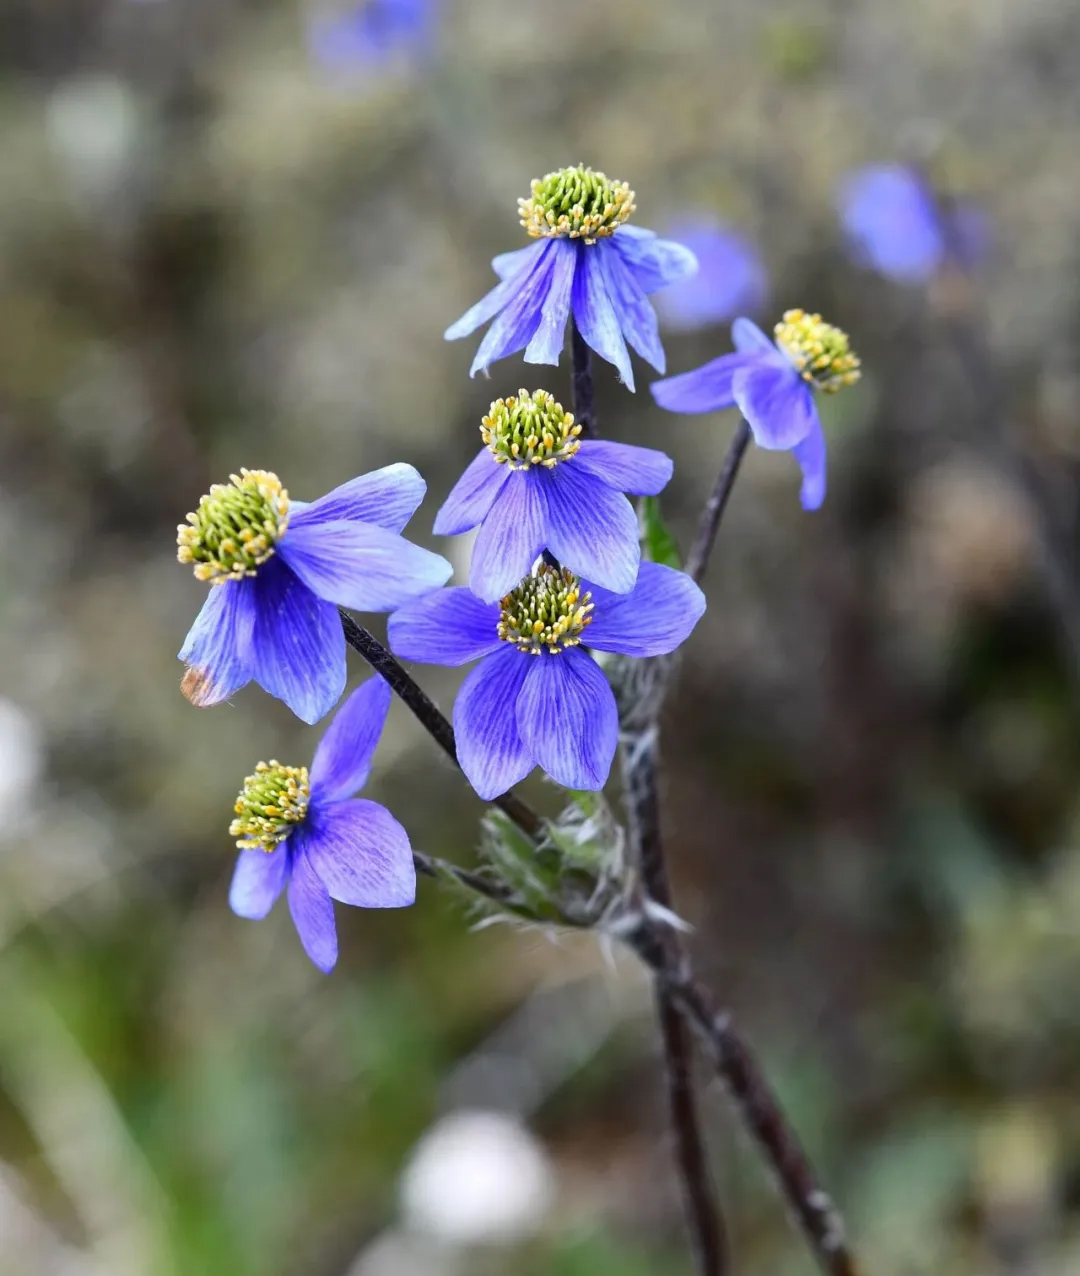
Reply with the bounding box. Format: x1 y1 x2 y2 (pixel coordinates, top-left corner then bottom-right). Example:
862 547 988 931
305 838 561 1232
570 320 597 438
686 419 752 584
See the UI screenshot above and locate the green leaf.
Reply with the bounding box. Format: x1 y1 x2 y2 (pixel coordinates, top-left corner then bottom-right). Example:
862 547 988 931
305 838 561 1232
639 496 681 568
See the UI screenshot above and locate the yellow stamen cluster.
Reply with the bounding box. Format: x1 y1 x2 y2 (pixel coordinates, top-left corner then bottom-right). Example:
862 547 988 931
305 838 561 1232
177 469 290 584
773 309 861 393
519 165 635 243
482 389 582 469
229 760 310 853
498 562 595 655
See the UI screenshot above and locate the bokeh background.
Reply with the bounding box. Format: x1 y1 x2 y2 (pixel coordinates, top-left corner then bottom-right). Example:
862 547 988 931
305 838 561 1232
2 1 1080 1273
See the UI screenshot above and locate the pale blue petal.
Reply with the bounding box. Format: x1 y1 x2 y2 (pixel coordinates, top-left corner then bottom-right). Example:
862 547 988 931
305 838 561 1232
654 222 768 331
290 464 426 534
177 578 255 707
584 562 706 656
432 448 511 536
524 238 577 365
468 260 550 376
792 417 828 511
538 465 639 595
573 440 673 496
454 647 534 800
388 587 501 667
310 675 392 802
444 239 551 340
516 648 618 791
288 846 338 972
250 557 346 725
301 799 415 908
838 164 943 284
732 362 816 451
491 243 537 281
571 244 634 389
228 844 290 919
610 225 698 294
469 476 547 603
599 241 666 373
650 352 759 414
279 519 452 612
732 317 778 355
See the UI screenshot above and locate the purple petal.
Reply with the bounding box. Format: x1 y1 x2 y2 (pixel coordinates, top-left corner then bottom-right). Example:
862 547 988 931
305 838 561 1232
732 317 779 355
573 440 673 496
388 587 501 666
524 238 577 366
178 579 255 707
538 465 639 594
278 519 452 612
584 562 706 656
287 846 338 972
310 675 392 802
654 222 767 331
290 464 426 535
250 557 346 724
228 844 290 919
610 225 699 294
733 362 816 451
444 239 551 340
516 648 618 791
491 244 537 281
570 244 634 390
792 417 828 511
469 477 547 603
454 647 534 800
599 242 666 373
838 164 944 284
302 799 415 908
432 448 511 537
650 352 759 414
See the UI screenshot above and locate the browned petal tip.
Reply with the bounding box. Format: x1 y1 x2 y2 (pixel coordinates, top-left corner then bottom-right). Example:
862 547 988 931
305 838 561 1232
181 665 221 706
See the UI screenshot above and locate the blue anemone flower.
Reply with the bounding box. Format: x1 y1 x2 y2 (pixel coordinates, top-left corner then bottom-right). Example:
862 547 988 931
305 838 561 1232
388 560 705 799
308 0 434 72
434 389 673 602
177 464 452 724
444 165 697 392
228 675 414 973
651 311 861 511
654 219 768 332
838 164 989 285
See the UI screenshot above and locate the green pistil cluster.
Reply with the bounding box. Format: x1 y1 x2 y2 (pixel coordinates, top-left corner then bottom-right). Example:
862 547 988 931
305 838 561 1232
481 389 582 469
518 165 635 243
177 469 290 584
774 309 861 393
230 760 310 853
499 562 595 655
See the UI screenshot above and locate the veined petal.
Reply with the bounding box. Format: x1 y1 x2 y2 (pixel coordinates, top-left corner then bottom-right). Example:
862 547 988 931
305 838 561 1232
432 448 511 537
516 648 618 791
288 846 338 972
444 239 551 340
468 246 556 376
279 519 452 612
291 464 426 535
454 647 533 800
571 244 634 390
310 675 392 802
733 362 816 451
491 243 538 281
228 844 290 920
250 557 346 725
539 465 639 594
792 416 828 511
599 242 666 373
524 238 577 366
388 587 501 667
650 353 758 414
573 440 673 496
469 477 547 603
177 579 255 707
584 561 706 656
302 799 415 908
732 317 778 355
611 225 698 294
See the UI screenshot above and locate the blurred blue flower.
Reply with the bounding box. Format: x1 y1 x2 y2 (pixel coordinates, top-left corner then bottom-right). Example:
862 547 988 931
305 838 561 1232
838 164 989 284
389 561 705 799
434 389 672 602
651 311 861 511
178 465 451 724
228 676 414 973
654 219 768 331
308 0 434 72
445 165 697 392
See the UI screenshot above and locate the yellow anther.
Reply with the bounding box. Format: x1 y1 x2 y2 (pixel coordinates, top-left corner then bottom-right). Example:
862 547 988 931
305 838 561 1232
498 561 595 655
229 760 310 854
177 469 290 584
519 165 635 243
773 309 861 394
481 390 581 470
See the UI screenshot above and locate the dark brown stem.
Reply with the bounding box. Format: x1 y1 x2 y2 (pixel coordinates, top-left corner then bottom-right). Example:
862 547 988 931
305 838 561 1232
686 420 752 584
570 319 597 438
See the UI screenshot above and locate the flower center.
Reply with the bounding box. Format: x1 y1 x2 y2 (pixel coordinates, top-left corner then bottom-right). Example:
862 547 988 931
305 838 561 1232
774 309 861 393
177 469 290 584
498 561 594 655
481 389 582 469
518 165 635 243
229 760 310 853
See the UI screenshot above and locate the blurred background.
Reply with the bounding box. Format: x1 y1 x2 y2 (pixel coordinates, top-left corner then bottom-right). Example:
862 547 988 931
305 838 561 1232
2 1 1080 1273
